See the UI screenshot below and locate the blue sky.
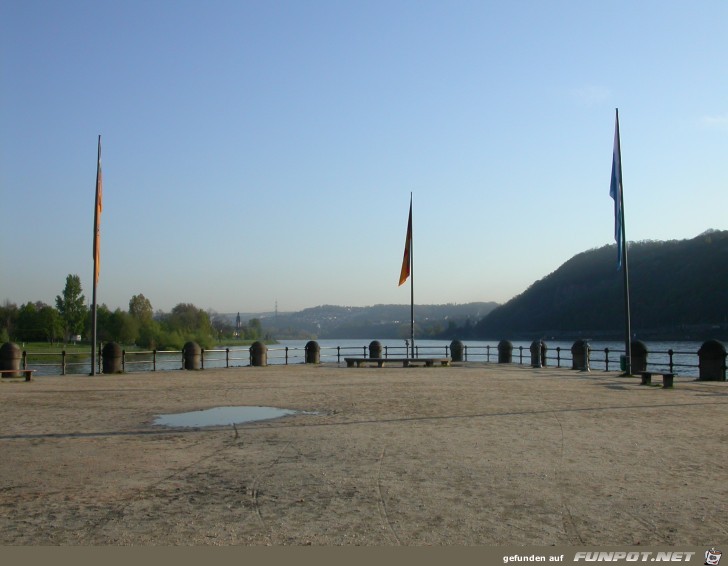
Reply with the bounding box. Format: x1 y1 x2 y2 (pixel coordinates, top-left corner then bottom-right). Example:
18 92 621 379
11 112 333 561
2 0 727 314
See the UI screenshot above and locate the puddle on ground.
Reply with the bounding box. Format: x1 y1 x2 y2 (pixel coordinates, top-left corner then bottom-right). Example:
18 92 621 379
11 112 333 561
153 406 300 428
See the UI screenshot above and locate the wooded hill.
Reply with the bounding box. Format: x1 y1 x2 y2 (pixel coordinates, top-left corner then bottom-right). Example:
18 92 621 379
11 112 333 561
260 302 498 339
468 230 728 341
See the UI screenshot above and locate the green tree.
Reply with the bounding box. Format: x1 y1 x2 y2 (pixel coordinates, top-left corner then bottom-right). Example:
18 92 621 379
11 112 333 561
55 274 88 341
16 302 62 342
166 303 212 335
37 304 62 343
136 318 161 349
245 318 263 340
0 301 18 341
17 302 43 341
129 294 153 323
96 304 114 342
162 303 213 348
112 309 139 344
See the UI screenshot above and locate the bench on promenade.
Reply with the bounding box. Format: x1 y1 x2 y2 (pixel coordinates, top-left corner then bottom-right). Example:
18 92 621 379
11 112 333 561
344 357 451 368
640 371 674 389
0 369 35 382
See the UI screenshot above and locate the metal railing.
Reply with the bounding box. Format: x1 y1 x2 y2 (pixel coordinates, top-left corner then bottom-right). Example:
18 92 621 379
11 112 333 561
8 341 725 379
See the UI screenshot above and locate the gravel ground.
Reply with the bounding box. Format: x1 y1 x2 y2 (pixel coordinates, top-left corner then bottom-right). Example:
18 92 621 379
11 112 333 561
1 362 726 546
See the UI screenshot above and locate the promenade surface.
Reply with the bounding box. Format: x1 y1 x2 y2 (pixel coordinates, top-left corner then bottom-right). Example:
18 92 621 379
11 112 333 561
1 362 726 546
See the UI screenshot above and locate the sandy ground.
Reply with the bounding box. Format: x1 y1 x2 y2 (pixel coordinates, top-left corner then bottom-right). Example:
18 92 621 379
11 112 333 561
0 362 726 546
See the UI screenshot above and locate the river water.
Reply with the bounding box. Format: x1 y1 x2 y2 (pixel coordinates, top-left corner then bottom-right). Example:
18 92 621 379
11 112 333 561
19 338 713 378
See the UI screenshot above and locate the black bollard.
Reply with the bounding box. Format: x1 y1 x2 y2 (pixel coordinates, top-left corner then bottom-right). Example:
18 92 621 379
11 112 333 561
0 342 22 377
102 341 123 374
698 340 726 381
183 341 201 370
305 340 320 364
450 340 464 362
250 341 268 367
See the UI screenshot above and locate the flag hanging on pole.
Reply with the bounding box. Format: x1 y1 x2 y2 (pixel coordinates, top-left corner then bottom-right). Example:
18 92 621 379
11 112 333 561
93 136 103 285
398 197 412 286
609 109 623 269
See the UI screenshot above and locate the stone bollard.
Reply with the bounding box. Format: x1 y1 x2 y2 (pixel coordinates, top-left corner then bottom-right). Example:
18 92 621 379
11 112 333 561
698 340 726 381
183 341 201 370
530 340 544 368
498 340 513 363
250 341 267 367
102 341 123 374
369 340 382 359
0 342 22 377
571 340 590 371
630 340 648 374
305 340 320 364
450 340 464 362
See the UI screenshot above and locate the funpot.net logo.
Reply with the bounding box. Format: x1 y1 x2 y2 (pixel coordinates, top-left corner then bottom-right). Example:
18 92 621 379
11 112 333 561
573 551 697 562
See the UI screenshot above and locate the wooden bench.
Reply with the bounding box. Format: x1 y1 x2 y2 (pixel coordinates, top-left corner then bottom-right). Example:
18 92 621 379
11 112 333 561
0 369 35 382
640 371 674 389
345 357 451 368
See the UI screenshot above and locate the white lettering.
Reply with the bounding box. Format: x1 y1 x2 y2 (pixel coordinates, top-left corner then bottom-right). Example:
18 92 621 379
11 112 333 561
573 550 696 563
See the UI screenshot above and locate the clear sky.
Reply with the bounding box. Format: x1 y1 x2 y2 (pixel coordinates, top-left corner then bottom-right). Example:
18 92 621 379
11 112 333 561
2 0 726 314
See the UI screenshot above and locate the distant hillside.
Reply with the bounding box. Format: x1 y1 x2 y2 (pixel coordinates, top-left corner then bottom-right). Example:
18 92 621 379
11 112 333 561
472 230 728 341
257 302 498 339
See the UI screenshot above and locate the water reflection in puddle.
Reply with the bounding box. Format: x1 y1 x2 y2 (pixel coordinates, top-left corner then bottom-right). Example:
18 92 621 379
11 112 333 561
153 406 300 428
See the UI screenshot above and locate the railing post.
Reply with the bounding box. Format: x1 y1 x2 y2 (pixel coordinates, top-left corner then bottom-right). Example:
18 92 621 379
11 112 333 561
337 346 341 363
22 350 27 370
486 345 490 362
153 349 157 371
62 350 66 375
363 346 367 357
556 347 561 368
605 347 610 372
285 346 289 365
464 345 468 361
122 349 126 373
519 346 523 365
668 349 674 373
226 348 230 368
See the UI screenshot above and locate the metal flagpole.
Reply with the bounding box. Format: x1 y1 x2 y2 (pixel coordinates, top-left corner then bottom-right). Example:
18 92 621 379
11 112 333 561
615 110 632 375
409 192 415 358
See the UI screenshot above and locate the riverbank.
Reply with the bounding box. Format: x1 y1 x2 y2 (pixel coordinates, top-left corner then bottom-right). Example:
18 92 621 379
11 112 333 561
1 363 726 545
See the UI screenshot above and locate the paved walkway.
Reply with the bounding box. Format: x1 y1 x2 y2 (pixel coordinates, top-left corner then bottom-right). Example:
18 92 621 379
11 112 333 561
1 363 726 545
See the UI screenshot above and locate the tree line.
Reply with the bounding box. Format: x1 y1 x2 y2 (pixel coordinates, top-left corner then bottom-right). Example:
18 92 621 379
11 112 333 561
0 274 265 349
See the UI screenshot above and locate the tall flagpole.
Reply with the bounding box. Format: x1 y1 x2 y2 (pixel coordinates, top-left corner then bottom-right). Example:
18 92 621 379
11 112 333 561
612 110 632 375
618 123 632 376
91 135 102 376
398 193 414 358
409 192 415 358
